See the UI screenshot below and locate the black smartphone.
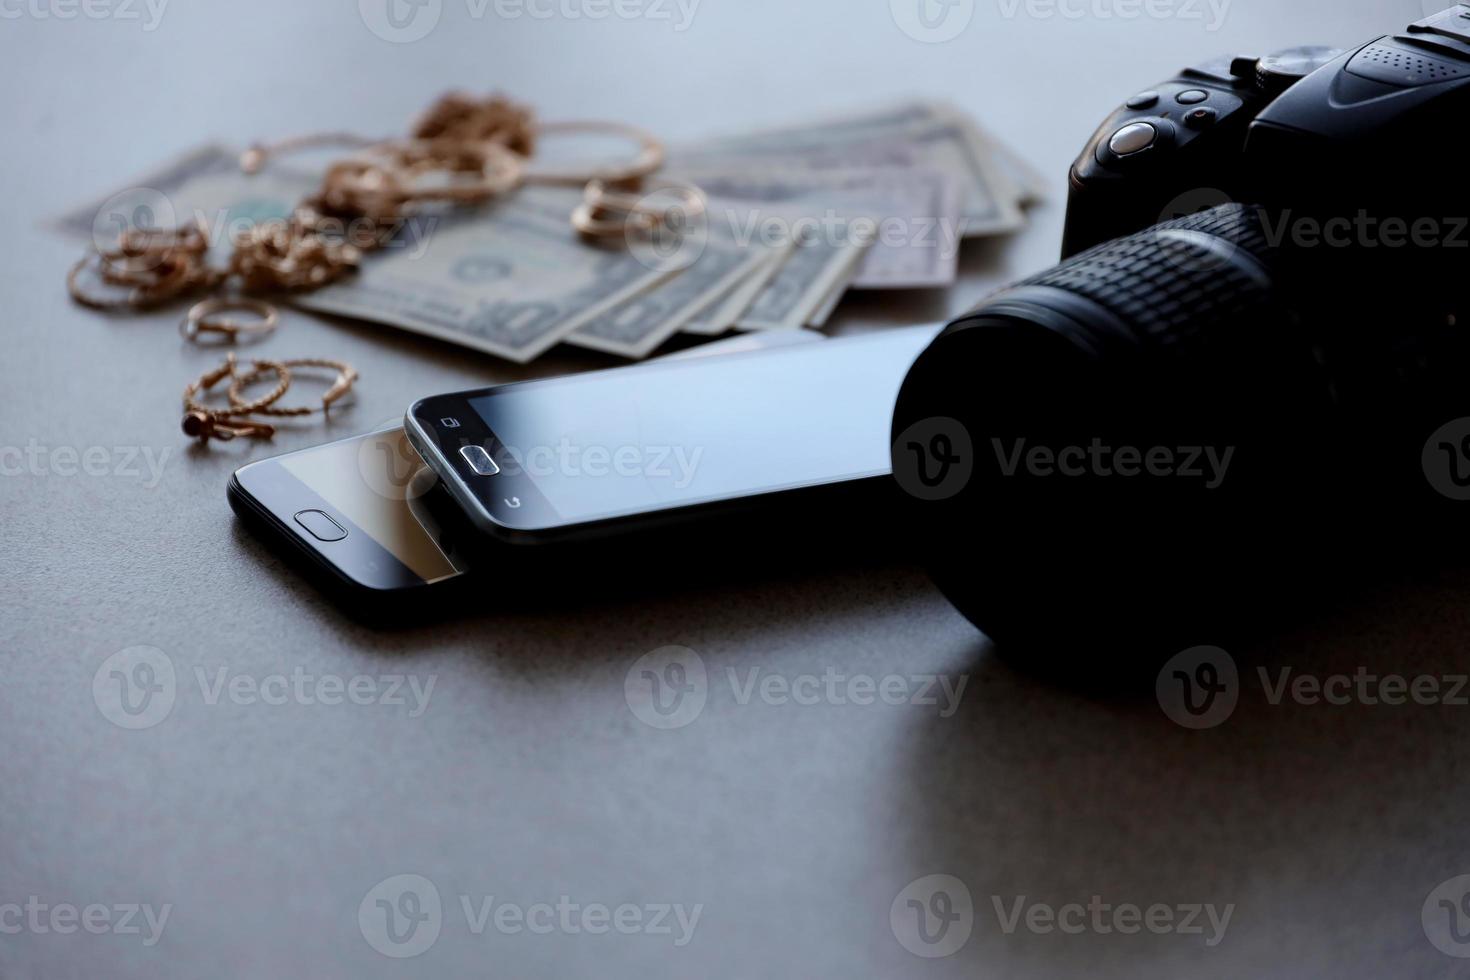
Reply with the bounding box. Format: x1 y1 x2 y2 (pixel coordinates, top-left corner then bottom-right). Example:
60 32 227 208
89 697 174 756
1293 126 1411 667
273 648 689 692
226 330 837 600
405 324 942 545
228 425 472 599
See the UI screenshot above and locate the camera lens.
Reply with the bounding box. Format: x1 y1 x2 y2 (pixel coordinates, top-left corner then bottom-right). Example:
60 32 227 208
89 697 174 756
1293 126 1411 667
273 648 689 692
892 204 1337 656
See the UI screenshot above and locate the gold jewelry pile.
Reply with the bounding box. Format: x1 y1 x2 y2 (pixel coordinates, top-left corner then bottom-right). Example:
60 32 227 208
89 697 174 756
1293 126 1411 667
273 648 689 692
64 93 674 444
67 93 667 312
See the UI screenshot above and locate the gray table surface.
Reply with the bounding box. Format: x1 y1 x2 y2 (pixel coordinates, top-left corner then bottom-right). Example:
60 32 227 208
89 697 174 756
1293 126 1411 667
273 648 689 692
3 1 1465 977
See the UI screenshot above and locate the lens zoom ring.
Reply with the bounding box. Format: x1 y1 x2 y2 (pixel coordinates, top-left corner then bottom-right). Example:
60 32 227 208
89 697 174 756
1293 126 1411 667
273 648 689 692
1015 204 1279 349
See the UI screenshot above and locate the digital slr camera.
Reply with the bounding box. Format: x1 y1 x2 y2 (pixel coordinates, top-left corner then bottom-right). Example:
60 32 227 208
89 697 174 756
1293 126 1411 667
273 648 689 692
892 6 1470 657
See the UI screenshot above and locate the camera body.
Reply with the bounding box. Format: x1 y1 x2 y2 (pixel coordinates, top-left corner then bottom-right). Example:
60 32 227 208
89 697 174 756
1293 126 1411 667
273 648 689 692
1065 12 1470 256
1058 47 1333 257
892 6 1470 657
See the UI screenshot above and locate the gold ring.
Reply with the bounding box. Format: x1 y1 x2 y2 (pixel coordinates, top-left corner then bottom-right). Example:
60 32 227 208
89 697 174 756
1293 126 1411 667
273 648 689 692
586 178 706 220
571 201 658 242
571 179 705 243
180 298 280 343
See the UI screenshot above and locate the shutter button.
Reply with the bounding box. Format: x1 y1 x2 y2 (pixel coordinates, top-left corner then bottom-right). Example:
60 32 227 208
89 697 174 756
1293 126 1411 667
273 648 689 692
1108 122 1158 156
1184 106 1218 128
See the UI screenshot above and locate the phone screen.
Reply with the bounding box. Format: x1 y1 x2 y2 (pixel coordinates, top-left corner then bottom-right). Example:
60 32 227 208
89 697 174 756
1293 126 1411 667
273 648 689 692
421 324 941 531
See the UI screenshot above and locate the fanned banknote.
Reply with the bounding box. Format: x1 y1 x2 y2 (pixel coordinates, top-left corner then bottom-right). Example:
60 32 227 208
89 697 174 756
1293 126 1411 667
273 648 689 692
736 217 870 331
670 99 1029 238
683 240 795 336
682 167 963 289
567 230 769 359
296 202 674 363
806 275 848 329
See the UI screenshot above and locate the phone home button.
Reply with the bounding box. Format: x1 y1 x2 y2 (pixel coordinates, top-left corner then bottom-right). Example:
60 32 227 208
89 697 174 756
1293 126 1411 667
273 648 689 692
293 509 347 542
459 444 501 476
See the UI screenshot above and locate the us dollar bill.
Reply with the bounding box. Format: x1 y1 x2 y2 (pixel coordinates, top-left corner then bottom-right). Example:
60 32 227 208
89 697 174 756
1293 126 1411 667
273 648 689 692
736 217 870 331
567 232 769 359
805 272 849 329
683 240 794 336
54 143 318 244
678 167 963 289
672 99 1026 238
296 202 674 363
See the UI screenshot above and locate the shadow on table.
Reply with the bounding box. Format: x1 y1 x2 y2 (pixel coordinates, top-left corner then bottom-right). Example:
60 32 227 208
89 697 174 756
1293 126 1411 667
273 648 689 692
227 451 1470 976
890 564 1470 976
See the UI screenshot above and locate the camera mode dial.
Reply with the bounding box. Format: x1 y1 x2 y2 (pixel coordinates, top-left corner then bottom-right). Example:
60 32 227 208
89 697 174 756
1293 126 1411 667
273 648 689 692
1231 46 1343 97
